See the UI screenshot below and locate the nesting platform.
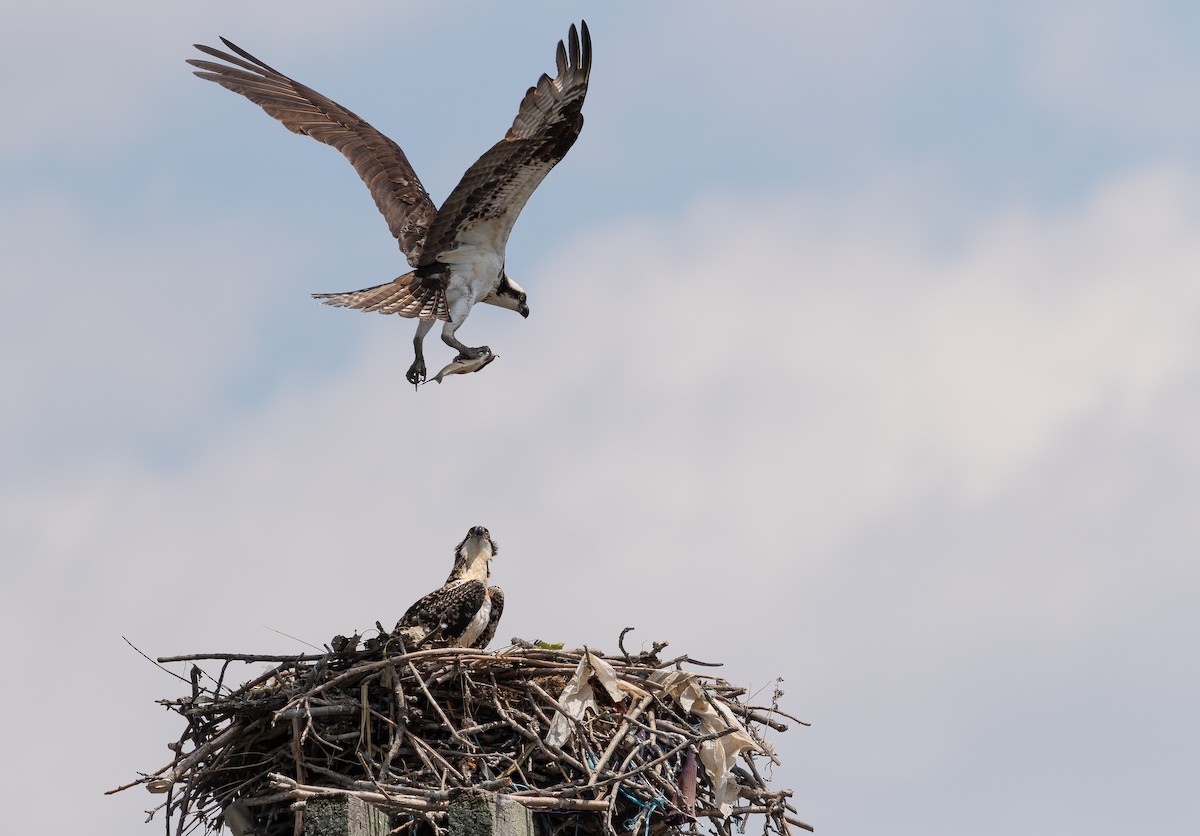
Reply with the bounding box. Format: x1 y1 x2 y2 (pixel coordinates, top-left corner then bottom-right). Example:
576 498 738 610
113 631 809 836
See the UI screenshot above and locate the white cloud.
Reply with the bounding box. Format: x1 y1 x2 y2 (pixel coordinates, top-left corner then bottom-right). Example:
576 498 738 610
518 165 1200 553
0 192 309 471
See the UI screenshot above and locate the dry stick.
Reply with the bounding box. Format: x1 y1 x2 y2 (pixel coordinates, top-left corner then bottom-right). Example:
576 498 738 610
214 658 236 698
586 693 654 788
359 679 372 754
657 653 724 668
595 700 672 806
124 637 192 687
239 790 295 807
593 727 738 792
725 703 793 732
624 714 688 744
183 728 244 807
142 796 167 831
221 660 296 700
742 704 810 727
291 716 307 785
300 698 340 753
603 781 621 836
525 680 600 781
170 775 186 836
406 729 466 786
305 762 364 790
407 660 473 749
491 686 590 776
106 771 172 795
268 647 493 720
594 724 648 812
271 774 612 813
495 739 538 783
693 807 814 833
274 704 358 721
487 656 593 673
211 769 269 815
303 774 513 800
457 667 478 733
524 691 556 729
357 750 396 803
158 652 325 664
147 723 243 790
634 704 688 814
739 750 780 806
382 667 408 779
456 719 512 736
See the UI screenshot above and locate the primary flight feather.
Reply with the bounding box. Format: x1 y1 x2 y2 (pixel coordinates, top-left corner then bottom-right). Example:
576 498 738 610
188 22 592 386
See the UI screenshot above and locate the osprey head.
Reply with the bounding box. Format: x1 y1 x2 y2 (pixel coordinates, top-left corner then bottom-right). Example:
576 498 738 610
450 525 498 582
491 270 530 318
463 525 495 551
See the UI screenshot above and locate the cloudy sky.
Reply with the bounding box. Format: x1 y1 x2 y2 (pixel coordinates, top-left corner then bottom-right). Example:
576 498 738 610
4 1 1200 833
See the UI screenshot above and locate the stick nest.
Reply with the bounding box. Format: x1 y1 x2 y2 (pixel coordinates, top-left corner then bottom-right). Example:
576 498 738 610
114 629 809 836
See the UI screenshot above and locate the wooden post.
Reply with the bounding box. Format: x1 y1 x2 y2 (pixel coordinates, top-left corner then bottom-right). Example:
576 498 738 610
448 789 535 836
299 791 534 836
303 794 391 836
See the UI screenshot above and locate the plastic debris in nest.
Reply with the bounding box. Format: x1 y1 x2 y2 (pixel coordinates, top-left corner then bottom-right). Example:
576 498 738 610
109 630 811 836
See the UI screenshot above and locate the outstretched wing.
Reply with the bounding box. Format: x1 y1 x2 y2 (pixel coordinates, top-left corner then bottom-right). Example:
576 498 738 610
418 22 592 266
188 39 437 265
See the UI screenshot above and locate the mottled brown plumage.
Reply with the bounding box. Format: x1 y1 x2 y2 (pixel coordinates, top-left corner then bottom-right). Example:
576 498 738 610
396 526 504 649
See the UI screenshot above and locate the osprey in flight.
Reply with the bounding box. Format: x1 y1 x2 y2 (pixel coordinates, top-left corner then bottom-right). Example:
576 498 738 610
188 23 592 386
395 526 504 649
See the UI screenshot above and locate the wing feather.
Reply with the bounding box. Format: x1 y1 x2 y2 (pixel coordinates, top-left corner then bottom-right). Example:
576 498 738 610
397 581 487 643
419 21 592 266
188 39 436 265
312 270 449 320
473 587 504 649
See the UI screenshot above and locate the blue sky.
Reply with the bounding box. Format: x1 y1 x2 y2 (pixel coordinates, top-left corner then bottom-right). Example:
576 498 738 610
4 2 1200 834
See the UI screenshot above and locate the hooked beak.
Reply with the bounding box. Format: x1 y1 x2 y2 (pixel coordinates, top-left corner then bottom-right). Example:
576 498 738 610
519 303 530 319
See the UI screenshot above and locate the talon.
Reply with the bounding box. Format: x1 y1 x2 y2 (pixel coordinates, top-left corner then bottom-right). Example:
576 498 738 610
456 346 491 360
406 361 426 388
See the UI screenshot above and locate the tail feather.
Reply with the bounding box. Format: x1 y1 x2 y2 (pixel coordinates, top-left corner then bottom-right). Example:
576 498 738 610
313 271 448 320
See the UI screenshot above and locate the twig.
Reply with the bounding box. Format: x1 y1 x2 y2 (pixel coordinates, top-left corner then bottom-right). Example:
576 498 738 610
586 693 654 787
124 637 192 686
157 653 325 664
408 660 472 749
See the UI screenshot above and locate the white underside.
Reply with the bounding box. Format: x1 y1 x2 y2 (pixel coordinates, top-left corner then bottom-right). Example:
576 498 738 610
438 228 506 319
457 594 492 647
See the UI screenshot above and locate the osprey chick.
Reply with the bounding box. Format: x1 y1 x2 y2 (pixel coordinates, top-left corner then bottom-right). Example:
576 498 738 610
188 23 592 387
396 526 504 649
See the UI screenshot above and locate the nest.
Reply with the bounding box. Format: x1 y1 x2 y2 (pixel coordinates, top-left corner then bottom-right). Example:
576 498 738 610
113 630 809 836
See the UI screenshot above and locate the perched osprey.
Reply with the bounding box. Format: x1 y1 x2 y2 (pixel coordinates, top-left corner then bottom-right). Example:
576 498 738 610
396 526 504 649
188 23 593 386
